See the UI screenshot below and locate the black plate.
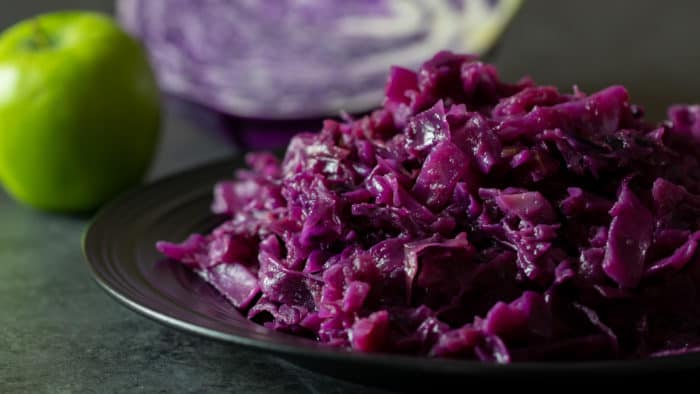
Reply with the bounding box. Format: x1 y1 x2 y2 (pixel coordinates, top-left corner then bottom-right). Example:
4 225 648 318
82 158 700 390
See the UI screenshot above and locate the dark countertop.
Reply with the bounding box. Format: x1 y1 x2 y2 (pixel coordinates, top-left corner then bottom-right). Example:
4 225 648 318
3 1 700 393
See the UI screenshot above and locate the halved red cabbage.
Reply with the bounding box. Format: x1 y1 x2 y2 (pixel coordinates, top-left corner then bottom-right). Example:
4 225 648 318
118 0 522 149
157 51 700 362
118 0 521 119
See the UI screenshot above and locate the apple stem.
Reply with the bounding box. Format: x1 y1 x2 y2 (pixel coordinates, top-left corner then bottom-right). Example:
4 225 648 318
32 19 51 49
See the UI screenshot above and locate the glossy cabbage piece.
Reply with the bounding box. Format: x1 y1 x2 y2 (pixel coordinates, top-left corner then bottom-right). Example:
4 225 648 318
158 51 700 362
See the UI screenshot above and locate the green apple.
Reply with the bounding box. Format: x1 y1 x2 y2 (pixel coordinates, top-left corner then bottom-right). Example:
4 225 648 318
0 11 161 212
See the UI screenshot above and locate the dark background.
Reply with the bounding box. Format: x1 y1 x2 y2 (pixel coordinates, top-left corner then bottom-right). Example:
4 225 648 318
2 1 700 393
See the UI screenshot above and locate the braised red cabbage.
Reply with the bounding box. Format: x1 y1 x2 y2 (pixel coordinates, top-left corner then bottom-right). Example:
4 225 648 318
158 52 700 362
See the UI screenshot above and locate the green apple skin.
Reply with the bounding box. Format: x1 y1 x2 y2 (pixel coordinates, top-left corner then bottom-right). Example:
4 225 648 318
0 12 161 212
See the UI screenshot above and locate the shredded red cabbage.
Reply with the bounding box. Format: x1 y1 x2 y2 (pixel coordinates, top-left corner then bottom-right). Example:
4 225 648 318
157 52 700 362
